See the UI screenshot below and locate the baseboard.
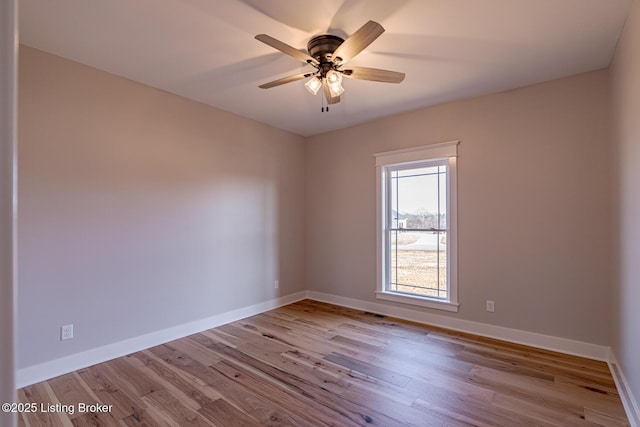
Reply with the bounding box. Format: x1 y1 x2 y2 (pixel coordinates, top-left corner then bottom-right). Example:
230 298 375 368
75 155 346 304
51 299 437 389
305 291 610 361
16 291 307 388
608 350 640 427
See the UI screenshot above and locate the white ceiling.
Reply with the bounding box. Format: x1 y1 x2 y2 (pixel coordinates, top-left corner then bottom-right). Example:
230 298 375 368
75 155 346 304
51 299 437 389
19 0 631 136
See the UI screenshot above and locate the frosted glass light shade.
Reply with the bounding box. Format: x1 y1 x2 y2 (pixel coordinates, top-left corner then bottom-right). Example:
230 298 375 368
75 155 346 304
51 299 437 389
305 76 322 95
328 82 344 97
326 69 343 85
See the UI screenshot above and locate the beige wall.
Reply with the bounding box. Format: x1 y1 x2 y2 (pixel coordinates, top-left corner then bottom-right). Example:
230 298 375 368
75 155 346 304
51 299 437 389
18 46 306 368
610 0 640 408
1 1 17 426
306 70 611 345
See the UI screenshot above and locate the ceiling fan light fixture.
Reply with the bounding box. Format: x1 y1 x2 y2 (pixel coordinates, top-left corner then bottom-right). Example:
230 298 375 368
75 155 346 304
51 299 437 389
305 76 322 95
328 81 345 97
326 69 343 86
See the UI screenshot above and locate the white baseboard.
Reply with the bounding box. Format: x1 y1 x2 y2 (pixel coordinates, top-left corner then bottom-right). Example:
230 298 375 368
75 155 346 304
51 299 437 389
305 291 610 361
608 350 640 427
16 291 307 388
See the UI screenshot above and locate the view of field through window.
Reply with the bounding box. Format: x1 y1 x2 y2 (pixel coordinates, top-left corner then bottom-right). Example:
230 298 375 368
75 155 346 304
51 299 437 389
388 164 448 299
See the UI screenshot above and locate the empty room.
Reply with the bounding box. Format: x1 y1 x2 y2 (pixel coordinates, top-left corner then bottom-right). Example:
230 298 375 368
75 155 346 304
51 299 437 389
1 0 639 426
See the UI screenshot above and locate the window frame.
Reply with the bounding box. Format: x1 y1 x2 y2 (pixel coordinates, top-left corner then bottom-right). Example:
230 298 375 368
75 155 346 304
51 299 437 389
375 141 459 312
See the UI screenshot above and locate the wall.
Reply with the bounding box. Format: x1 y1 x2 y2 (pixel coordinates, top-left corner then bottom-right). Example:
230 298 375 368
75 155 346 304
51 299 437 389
1 1 17 426
18 46 306 369
610 0 640 413
306 70 611 345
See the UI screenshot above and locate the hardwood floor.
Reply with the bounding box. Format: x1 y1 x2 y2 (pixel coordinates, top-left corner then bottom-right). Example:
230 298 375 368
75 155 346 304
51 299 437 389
18 300 629 426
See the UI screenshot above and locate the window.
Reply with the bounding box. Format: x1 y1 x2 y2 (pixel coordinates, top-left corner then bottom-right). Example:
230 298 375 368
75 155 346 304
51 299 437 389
375 141 458 312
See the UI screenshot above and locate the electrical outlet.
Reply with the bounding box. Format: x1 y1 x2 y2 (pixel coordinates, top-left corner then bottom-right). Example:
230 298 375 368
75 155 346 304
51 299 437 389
274 280 279 289
60 324 73 341
486 300 495 313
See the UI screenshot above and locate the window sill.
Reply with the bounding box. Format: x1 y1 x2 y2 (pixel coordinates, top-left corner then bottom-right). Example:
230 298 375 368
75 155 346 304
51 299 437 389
375 291 459 312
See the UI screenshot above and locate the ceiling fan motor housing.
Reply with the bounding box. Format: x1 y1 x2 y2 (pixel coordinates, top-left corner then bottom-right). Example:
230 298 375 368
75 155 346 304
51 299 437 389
307 34 344 64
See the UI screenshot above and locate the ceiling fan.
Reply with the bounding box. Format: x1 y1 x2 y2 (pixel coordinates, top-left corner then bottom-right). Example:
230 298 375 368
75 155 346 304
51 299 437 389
255 20 405 108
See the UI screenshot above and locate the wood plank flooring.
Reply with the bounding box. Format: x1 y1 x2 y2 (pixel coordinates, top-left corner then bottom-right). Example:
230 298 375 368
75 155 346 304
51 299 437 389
18 300 629 426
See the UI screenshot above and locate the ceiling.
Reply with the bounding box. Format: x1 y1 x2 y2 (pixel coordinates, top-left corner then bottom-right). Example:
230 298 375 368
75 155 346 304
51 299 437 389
19 0 631 137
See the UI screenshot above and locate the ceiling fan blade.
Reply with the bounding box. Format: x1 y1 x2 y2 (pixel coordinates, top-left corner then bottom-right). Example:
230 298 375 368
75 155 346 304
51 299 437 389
323 81 341 104
342 67 405 83
259 72 314 89
332 20 385 64
255 34 318 66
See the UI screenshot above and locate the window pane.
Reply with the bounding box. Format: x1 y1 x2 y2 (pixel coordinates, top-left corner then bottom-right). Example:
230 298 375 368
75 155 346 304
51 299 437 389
389 230 447 299
387 162 448 300
389 164 447 230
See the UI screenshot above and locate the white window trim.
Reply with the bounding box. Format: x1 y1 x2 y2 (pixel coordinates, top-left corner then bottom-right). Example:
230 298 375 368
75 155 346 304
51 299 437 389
375 141 459 312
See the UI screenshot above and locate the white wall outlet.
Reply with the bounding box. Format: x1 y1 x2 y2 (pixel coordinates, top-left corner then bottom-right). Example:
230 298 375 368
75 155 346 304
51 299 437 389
61 324 73 340
274 280 279 289
486 300 495 313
